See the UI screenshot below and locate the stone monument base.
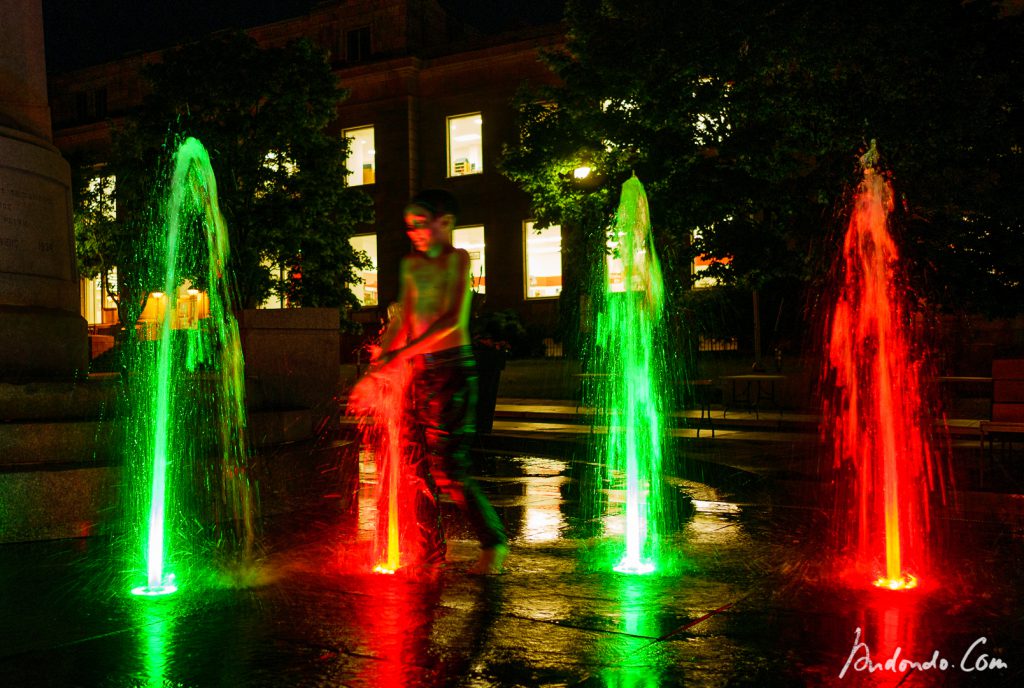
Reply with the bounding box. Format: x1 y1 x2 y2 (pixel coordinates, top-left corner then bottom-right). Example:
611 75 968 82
0 126 88 379
0 305 88 379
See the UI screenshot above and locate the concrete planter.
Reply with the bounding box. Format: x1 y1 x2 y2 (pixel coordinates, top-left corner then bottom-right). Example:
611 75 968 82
238 308 340 411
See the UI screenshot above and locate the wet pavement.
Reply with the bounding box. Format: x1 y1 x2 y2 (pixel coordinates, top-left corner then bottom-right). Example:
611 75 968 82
2 431 1023 686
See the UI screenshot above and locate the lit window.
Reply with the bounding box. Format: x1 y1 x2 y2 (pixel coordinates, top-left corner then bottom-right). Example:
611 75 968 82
81 275 104 325
447 113 483 177
605 230 659 293
524 221 562 299
343 126 376 186
263 150 297 176
85 174 116 221
607 233 625 292
349 234 378 306
259 258 287 309
693 77 731 146
80 175 118 325
453 226 485 293
260 152 297 199
103 269 118 309
691 227 726 289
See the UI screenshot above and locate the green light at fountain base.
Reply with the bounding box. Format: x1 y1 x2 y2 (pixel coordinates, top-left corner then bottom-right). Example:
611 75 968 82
131 575 178 597
613 558 656 575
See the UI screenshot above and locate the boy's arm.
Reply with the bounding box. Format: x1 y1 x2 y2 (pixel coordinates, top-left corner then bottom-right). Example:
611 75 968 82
377 249 471 368
376 260 413 355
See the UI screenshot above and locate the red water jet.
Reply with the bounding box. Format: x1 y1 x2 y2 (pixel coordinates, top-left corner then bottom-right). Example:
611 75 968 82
822 143 944 590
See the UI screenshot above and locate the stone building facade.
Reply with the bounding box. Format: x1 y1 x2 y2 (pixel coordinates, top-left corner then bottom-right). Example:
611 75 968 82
48 0 566 346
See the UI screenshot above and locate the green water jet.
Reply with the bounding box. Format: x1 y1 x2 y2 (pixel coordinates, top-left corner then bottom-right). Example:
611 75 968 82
585 175 674 574
127 137 256 596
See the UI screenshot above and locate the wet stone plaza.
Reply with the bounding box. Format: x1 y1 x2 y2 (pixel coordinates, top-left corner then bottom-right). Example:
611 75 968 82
1 434 1021 687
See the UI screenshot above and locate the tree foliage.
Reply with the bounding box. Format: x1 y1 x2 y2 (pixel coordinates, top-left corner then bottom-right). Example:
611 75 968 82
74 32 373 320
502 0 1024 317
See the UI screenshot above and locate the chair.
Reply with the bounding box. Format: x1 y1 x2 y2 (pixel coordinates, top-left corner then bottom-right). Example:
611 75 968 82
979 358 1024 482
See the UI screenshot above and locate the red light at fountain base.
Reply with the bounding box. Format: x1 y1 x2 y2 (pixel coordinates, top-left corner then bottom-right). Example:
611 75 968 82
873 574 919 592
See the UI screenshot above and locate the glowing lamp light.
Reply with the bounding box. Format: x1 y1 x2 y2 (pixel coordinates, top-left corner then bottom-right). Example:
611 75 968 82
372 565 397 575
151 291 165 298
873 574 919 591
186 288 200 296
573 166 592 180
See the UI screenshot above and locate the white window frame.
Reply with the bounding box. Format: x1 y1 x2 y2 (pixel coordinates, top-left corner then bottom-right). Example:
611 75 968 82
343 125 376 187
349 233 379 307
446 113 483 178
453 225 486 294
523 221 563 300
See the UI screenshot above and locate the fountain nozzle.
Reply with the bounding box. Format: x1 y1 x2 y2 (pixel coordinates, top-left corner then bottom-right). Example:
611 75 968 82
860 139 880 171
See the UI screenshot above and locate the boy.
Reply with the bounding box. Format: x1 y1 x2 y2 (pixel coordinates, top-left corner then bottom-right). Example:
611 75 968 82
351 189 508 574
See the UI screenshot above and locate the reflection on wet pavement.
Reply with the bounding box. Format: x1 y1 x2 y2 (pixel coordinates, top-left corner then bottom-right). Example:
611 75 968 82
1 448 1021 687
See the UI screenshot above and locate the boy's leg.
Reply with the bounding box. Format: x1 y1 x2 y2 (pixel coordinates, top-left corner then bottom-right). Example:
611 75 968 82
421 358 507 552
405 374 446 566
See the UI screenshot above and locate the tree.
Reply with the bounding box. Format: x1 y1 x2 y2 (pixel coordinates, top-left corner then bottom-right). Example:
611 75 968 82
502 0 1024 324
74 32 374 321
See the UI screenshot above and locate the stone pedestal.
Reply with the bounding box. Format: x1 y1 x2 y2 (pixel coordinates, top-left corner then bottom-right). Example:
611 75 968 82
0 1 87 379
0 0 95 543
0 128 88 378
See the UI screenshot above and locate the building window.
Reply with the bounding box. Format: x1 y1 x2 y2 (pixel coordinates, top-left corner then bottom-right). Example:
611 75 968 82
262 150 297 176
259 258 287 309
94 88 107 119
81 269 119 325
85 174 117 221
75 92 88 122
524 221 562 299
607 235 626 293
453 226 485 293
349 233 378 306
318 23 342 61
447 113 483 177
103 269 118 310
343 126 375 186
347 27 371 62
691 227 725 289
138 280 209 331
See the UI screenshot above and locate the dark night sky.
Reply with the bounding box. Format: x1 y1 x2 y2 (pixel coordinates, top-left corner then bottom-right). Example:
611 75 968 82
42 0 566 73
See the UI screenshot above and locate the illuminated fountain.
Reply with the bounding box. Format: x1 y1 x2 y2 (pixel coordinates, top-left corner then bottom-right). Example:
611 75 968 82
585 175 675 574
364 364 409 575
821 141 945 591
350 304 420 575
127 137 256 596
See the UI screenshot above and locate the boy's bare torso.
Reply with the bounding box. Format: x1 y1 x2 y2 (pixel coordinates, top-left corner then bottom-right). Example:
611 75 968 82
404 246 470 353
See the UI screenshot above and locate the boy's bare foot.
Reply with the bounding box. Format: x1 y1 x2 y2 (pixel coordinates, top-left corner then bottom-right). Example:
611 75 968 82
468 544 508 575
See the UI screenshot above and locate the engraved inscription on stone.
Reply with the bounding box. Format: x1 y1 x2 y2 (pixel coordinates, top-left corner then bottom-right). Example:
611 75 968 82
0 170 71 280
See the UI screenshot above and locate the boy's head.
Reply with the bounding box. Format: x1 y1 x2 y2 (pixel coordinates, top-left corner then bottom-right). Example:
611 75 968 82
404 189 459 253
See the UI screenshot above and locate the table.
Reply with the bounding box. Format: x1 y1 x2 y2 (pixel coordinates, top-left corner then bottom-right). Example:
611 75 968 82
689 379 716 438
721 374 787 419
